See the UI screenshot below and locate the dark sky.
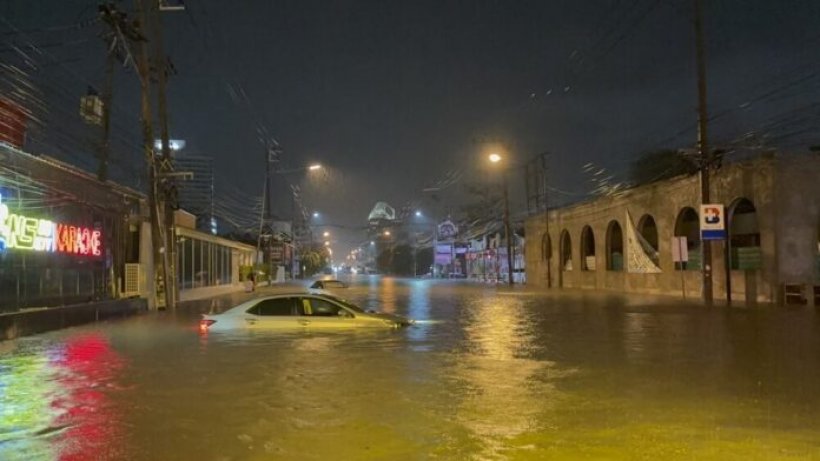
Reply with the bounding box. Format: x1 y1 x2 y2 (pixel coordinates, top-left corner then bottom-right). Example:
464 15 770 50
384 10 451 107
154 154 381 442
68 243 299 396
3 0 820 256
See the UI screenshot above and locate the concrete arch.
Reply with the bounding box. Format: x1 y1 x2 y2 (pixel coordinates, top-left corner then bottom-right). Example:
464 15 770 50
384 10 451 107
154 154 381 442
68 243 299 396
580 225 596 271
728 197 761 270
560 229 573 272
638 214 660 266
606 220 623 271
674 207 701 270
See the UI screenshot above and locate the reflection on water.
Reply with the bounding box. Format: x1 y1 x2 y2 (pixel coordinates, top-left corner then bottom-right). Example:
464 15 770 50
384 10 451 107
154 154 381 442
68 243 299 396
449 295 562 459
1 280 820 460
0 334 124 460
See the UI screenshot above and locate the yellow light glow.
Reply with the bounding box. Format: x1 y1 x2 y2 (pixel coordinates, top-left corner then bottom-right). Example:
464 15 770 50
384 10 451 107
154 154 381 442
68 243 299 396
488 153 502 163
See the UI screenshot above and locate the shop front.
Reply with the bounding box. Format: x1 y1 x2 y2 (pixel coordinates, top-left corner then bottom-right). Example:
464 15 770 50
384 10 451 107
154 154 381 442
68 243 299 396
174 225 257 299
0 145 144 313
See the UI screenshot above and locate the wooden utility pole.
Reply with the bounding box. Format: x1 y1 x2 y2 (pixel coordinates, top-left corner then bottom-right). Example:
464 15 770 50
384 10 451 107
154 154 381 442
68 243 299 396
97 50 114 182
152 0 180 309
540 153 552 288
502 171 514 286
694 0 713 305
133 0 171 310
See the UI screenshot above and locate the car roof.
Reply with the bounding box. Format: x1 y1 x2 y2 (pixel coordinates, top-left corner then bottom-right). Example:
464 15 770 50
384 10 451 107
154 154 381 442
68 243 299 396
219 291 343 315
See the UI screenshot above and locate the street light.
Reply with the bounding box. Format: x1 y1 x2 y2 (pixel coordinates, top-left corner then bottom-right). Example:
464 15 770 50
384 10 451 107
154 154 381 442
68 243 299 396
415 210 422 217
312 211 320 218
323 231 330 237
308 163 322 171
488 152 514 286
384 230 391 237
324 241 330 246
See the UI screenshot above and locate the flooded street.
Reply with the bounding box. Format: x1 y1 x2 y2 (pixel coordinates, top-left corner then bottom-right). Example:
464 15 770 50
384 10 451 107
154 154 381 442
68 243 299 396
2 278 820 460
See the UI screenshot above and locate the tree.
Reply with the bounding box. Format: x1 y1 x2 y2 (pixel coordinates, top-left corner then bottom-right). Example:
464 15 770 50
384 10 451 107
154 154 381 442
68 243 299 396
300 245 329 277
377 244 425 275
630 149 699 185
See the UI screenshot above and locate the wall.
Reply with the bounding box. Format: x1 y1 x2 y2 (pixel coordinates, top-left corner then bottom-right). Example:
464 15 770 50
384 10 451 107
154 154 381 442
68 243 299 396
0 298 147 341
525 154 820 303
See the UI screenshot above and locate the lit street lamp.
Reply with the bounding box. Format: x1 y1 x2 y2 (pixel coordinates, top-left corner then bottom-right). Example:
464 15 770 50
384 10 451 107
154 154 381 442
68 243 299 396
384 230 391 237
488 153 514 286
323 231 330 237
308 163 322 171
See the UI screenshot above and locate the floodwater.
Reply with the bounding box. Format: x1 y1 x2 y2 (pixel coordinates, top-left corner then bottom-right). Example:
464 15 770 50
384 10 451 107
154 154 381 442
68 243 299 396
1 278 820 460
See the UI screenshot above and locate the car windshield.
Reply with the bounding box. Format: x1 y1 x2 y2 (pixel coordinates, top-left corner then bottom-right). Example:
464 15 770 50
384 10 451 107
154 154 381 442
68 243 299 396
319 294 364 313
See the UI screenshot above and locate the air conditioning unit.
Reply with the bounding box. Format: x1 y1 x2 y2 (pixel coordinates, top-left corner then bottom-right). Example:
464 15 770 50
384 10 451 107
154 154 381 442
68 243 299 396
122 263 142 297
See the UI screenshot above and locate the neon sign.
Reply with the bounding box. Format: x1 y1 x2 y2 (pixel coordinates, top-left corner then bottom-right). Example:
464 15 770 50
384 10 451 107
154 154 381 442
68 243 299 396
0 193 102 256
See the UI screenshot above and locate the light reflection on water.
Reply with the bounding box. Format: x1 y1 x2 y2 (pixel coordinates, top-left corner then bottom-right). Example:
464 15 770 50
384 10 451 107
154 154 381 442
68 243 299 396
1 280 820 460
0 334 124 460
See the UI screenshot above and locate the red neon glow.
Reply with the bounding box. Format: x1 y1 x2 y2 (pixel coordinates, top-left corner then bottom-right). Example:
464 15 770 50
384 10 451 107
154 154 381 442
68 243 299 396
56 224 102 256
50 334 125 460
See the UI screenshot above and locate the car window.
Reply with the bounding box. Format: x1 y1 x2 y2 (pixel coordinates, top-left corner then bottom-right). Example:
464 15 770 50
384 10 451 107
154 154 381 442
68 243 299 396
310 281 323 288
326 281 347 288
306 297 351 317
320 295 365 313
247 298 295 316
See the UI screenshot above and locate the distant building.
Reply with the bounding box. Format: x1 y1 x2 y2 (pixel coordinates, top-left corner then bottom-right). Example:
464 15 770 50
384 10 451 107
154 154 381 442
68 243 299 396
173 153 215 233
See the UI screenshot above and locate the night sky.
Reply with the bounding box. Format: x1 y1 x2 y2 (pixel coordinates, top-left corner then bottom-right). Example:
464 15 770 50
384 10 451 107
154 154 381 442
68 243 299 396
3 0 820 256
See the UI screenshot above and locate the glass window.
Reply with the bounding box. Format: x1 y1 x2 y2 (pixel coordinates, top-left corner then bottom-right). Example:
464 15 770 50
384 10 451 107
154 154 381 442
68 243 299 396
306 297 351 317
247 297 295 316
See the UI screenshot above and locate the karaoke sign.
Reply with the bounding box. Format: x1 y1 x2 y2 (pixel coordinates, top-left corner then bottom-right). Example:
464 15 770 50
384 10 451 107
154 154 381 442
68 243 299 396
0 193 102 256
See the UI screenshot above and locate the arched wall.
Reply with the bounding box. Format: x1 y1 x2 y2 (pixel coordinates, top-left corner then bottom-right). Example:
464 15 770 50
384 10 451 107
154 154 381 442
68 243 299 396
523 154 810 303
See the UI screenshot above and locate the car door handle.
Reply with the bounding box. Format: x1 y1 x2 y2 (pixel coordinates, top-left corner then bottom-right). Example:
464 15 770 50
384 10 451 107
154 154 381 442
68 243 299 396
298 319 310 326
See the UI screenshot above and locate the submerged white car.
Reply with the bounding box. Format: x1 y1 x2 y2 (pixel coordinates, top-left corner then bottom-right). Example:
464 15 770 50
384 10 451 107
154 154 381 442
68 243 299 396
199 293 413 332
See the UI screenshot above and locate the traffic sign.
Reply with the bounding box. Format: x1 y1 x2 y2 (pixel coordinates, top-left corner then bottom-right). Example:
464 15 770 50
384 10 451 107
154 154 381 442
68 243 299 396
700 204 726 240
672 236 688 263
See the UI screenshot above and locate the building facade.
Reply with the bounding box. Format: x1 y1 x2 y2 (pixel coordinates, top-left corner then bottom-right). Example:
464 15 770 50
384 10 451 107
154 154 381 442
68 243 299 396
0 144 145 312
524 153 820 304
174 210 257 301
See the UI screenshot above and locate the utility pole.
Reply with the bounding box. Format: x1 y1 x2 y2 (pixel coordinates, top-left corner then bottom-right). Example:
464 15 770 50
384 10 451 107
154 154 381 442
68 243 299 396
694 0 713 305
540 153 552 288
132 0 171 310
151 0 181 309
502 171 514 286
97 50 114 181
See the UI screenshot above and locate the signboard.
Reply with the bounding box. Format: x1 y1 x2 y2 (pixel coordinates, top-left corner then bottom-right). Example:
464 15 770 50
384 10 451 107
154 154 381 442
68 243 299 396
0 194 102 256
437 220 458 240
671 236 688 263
435 243 452 265
700 204 726 240
270 243 284 264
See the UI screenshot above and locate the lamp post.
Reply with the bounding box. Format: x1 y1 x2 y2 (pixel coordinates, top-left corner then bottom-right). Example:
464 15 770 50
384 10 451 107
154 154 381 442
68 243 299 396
489 153 514 286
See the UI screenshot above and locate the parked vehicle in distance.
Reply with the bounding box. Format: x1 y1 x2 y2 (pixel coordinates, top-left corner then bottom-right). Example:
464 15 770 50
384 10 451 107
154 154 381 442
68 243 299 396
199 293 412 332
309 279 349 289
